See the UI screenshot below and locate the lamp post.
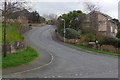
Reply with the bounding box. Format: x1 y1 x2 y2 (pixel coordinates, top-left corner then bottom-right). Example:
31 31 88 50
61 19 66 42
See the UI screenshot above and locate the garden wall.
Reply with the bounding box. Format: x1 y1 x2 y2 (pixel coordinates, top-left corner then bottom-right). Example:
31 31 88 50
57 32 120 53
100 45 120 53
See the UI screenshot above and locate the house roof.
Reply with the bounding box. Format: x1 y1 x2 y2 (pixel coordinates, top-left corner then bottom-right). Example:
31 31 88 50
88 11 118 25
88 11 112 18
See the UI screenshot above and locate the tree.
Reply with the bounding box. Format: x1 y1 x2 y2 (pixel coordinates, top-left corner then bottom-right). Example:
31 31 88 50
28 11 41 23
2 1 28 57
84 1 100 12
112 19 120 28
57 10 86 31
116 29 120 39
3 1 7 57
39 16 46 23
84 1 101 36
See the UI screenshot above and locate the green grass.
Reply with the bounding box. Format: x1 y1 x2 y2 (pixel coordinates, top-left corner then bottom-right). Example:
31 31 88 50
2 23 24 44
70 43 120 56
2 47 38 69
0 23 2 45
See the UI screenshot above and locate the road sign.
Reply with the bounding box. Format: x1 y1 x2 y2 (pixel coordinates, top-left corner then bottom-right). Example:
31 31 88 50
64 29 66 33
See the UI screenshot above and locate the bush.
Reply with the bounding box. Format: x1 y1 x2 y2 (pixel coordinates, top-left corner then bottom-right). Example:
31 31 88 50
116 29 120 39
65 28 81 39
81 34 96 42
58 28 80 39
102 37 120 48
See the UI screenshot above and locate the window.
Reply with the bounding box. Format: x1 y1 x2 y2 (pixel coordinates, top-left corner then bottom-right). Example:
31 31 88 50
111 26 113 32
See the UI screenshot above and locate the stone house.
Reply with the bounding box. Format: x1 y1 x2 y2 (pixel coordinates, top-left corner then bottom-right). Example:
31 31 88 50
17 9 29 26
83 11 118 38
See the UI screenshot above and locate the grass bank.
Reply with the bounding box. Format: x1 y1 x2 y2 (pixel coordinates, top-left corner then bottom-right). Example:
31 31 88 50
0 23 2 45
2 22 24 44
2 47 38 69
70 43 120 56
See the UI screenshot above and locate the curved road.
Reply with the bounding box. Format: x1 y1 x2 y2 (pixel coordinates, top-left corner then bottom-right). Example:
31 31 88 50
4 25 118 78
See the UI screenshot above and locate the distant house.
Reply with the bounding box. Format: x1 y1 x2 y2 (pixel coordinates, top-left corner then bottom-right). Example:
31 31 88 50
83 11 118 38
17 9 29 26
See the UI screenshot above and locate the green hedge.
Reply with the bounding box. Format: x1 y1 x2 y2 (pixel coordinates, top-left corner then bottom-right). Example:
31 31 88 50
101 37 120 48
58 28 80 39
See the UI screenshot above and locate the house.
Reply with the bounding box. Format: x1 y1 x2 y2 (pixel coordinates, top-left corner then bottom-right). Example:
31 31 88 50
17 9 29 26
83 11 118 38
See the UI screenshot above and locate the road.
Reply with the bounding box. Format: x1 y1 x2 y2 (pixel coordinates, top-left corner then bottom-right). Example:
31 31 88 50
3 25 118 78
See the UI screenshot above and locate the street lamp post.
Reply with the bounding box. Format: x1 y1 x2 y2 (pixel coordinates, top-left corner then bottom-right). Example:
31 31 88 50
61 19 66 42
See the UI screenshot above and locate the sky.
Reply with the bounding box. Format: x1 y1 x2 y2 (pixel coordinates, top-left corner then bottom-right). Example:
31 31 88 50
28 0 120 20
1 0 120 19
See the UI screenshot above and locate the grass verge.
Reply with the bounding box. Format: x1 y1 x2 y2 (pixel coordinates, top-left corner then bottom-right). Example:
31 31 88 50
0 23 2 45
2 47 38 69
70 43 120 56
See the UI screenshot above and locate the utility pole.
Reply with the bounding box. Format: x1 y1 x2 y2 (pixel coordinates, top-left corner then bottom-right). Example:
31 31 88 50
3 0 7 57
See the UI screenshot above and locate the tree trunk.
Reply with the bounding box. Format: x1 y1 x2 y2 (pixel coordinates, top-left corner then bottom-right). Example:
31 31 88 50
3 1 7 57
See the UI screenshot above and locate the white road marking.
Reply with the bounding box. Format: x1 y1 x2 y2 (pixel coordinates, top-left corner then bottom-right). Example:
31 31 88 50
75 74 78 76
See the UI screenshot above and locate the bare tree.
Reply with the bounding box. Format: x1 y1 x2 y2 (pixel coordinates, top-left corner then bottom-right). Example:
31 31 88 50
3 0 7 57
83 1 101 38
2 0 29 57
84 1 100 13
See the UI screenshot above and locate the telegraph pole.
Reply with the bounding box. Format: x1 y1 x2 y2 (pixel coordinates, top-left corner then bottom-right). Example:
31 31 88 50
3 0 7 57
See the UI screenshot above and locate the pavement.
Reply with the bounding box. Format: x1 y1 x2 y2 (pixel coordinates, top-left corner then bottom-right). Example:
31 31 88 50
3 25 118 78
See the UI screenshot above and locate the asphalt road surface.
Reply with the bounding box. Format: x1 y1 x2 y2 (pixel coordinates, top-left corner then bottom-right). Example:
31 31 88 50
4 25 118 78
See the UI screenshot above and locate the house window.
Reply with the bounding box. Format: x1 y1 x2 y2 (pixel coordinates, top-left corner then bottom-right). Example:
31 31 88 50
111 26 113 32
99 20 105 24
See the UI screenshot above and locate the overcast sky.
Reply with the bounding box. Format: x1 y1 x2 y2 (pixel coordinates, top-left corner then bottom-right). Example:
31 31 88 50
29 0 120 19
2 0 119 19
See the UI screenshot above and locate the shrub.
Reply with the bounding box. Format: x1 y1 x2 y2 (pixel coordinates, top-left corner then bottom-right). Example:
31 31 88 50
102 37 120 48
81 34 96 42
58 28 80 39
65 28 81 39
116 29 120 39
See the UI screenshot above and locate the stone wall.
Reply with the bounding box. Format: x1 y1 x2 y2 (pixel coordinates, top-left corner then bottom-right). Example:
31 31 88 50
100 45 120 53
17 26 32 34
57 32 120 53
2 41 25 54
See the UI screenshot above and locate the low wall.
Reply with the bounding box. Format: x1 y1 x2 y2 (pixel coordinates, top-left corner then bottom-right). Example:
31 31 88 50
29 23 46 27
100 45 120 53
56 32 120 53
2 41 26 54
17 26 32 34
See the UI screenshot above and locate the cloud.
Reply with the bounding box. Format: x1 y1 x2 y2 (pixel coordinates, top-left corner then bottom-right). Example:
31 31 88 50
31 0 119 19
